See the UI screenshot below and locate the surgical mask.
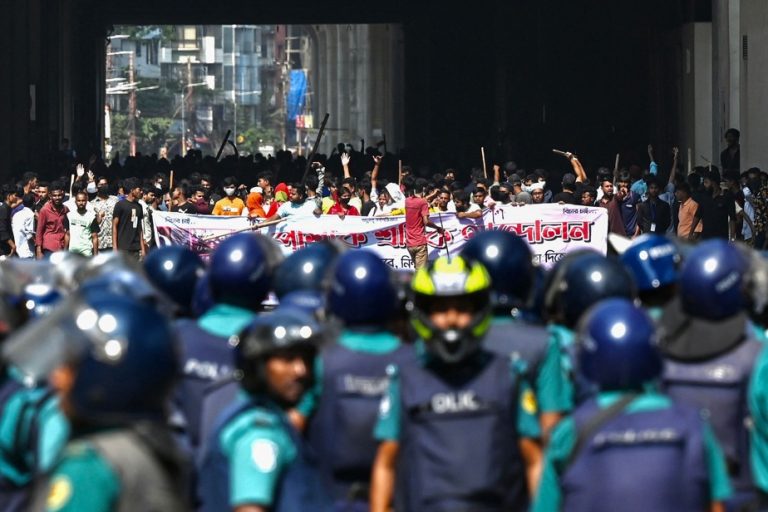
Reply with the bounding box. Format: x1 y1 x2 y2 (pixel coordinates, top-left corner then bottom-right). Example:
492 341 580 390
224 187 236 196
86 182 97 194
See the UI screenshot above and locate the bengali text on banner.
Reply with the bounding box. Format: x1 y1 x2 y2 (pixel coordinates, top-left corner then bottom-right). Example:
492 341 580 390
153 203 607 270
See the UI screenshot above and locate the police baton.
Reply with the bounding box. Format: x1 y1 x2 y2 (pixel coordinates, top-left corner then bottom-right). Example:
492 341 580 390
215 130 232 161
301 113 330 185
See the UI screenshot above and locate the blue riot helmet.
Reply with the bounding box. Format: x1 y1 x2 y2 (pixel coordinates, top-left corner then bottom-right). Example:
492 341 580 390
620 234 681 293
3 291 180 423
209 233 284 311
279 290 327 322
192 272 215 318
144 245 205 315
328 250 398 326
460 230 534 311
232 308 323 399
679 239 748 320
273 241 344 299
78 267 177 317
22 283 62 319
577 298 662 390
0 259 63 319
544 250 637 328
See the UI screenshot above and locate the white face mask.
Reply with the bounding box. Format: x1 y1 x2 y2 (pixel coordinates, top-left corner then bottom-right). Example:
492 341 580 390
224 187 236 196
86 182 97 194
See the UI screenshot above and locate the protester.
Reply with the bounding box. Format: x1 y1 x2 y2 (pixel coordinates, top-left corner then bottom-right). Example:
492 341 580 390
403 176 444 269
112 177 146 260
66 191 99 256
35 181 68 259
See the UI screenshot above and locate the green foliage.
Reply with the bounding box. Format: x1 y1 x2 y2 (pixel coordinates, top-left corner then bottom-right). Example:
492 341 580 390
136 81 176 118
237 126 280 155
109 113 175 157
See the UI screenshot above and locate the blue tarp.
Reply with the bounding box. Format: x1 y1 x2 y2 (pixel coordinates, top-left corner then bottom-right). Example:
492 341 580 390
287 70 307 122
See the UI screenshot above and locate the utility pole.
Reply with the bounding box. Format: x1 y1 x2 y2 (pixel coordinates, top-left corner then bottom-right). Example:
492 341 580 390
232 25 237 146
128 50 136 157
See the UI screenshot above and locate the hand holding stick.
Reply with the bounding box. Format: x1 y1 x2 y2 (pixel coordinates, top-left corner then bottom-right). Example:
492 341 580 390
481 147 488 179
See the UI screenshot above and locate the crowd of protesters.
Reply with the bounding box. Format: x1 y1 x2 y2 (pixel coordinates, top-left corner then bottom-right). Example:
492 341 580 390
0 128 755 262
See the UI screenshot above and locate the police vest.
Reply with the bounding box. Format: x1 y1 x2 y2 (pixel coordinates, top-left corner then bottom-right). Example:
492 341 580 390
174 319 235 450
484 320 548 387
306 342 415 497
662 336 762 491
197 398 334 512
561 398 709 512
196 378 239 470
30 423 188 512
0 375 35 512
396 352 526 512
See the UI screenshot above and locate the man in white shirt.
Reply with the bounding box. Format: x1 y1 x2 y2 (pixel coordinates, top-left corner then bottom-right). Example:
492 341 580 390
12 194 35 259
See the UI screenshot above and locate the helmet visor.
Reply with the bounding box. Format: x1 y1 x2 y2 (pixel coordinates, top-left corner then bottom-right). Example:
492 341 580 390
3 296 132 381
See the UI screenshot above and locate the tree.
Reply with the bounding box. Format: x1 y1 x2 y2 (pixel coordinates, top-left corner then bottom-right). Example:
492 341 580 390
108 114 174 158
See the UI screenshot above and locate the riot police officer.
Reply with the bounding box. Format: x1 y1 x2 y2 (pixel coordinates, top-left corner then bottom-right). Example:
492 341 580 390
6 290 187 511
197 308 333 512
370 255 536 511
462 230 572 451
299 250 414 510
658 239 762 508
174 233 282 454
543 250 637 408
0 266 68 512
534 298 732 512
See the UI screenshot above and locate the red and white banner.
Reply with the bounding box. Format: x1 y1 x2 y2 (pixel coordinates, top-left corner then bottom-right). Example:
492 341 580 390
153 204 607 269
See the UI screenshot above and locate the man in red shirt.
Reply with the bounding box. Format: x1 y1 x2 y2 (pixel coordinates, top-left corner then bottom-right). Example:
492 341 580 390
404 176 444 269
598 178 627 236
327 188 360 218
35 180 69 259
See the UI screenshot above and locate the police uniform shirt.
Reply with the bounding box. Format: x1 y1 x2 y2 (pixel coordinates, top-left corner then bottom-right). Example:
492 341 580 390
219 399 296 508
747 337 768 493
532 390 733 512
374 341 540 442
44 443 120 512
547 323 578 401
0 367 69 487
197 303 258 339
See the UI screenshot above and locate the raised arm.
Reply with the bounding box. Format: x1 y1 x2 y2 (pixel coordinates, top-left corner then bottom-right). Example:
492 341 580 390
559 151 587 183
669 146 679 185
648 144 658 176
341 152 352 180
